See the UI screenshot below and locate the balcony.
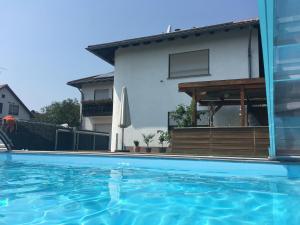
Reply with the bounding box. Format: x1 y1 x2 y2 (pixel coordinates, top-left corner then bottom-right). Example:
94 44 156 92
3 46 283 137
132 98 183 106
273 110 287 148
82 99 113 117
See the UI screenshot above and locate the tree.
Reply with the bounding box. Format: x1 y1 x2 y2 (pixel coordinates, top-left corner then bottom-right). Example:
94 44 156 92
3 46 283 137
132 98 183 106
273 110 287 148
171 103 193 127
171 100 204 127
32 98 80 127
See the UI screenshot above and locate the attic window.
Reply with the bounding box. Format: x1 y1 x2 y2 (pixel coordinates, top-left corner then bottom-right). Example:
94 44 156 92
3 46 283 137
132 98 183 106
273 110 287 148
1 94 5 98
169 49 209 78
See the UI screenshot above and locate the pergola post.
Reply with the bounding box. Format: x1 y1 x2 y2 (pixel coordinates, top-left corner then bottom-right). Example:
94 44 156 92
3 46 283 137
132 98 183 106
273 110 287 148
240 87 246 126
192 89 197 126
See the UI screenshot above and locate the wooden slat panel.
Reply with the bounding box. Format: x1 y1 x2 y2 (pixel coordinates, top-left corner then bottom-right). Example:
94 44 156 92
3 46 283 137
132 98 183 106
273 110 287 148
171 127 269 157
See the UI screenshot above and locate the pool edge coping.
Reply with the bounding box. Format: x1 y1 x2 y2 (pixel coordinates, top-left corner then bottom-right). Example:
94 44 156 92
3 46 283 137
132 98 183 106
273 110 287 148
2 150 299 164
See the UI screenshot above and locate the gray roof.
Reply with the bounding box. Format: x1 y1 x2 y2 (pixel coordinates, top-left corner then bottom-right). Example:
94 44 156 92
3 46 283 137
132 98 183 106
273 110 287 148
87 19 259 65
67 72 114 88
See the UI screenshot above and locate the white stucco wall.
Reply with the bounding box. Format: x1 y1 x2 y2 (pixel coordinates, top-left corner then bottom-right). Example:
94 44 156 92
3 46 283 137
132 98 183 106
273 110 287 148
0 87 31 120
111 28 260 151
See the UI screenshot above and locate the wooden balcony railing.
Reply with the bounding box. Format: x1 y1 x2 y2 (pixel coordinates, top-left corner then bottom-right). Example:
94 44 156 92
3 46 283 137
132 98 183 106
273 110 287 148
82 100 113 117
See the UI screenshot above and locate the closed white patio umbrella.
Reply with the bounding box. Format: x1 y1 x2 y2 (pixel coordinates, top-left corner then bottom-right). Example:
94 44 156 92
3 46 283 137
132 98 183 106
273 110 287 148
119 86 131 150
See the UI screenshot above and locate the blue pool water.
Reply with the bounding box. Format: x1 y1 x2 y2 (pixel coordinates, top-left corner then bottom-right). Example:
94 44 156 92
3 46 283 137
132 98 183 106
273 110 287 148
0 153 300 225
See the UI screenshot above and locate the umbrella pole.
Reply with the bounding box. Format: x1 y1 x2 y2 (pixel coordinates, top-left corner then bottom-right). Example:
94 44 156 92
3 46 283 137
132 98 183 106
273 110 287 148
122 127 124 151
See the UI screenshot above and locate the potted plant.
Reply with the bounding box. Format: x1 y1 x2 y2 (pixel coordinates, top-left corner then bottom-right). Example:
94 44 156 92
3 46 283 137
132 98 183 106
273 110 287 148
157 130 170 153
142 133 155 153
133 140 140 152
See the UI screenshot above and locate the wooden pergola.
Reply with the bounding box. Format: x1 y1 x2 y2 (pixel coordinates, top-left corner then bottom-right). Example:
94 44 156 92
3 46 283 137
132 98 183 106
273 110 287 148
178 78 266 127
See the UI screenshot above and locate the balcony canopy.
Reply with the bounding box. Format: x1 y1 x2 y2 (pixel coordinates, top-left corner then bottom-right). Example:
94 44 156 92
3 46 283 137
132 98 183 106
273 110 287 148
179 78 266 106
178 78 266 127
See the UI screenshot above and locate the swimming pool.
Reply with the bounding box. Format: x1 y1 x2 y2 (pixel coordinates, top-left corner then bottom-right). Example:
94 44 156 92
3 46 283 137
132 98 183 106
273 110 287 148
0 153 299 225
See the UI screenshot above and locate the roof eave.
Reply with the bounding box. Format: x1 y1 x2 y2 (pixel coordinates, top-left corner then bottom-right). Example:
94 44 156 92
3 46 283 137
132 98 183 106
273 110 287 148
66 82 81 89
86 47 115 65
67 77 114 89
86 19 259 64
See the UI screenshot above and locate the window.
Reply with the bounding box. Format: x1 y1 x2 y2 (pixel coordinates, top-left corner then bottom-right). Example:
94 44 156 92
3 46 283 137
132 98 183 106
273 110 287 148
94 89 110 100
0 103 2 114
8 103 19 115
169 49 209 78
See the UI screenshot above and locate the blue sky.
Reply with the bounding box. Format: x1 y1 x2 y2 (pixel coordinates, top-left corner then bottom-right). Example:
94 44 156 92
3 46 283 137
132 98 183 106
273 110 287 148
0 0 258 110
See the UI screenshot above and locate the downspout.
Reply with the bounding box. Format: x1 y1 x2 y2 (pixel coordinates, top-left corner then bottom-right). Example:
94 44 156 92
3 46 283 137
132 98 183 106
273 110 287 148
247 25 253 127
78 89 84 130
248 25 253 78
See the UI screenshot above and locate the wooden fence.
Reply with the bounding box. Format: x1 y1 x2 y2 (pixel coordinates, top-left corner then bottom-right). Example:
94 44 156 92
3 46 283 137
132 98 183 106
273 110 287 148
171 127 269 157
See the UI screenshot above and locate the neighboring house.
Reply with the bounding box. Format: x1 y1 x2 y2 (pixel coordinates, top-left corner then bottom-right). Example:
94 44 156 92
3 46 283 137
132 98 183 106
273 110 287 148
0 84 33 120
67 72 114 136
79 19 263 151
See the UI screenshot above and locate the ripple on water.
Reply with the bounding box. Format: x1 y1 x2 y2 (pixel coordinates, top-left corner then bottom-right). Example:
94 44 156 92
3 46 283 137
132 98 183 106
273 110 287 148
1 160 300 225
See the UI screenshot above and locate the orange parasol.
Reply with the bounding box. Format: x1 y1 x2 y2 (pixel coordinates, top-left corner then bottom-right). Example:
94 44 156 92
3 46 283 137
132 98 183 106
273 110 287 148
3 115 16 122
2 115 16 132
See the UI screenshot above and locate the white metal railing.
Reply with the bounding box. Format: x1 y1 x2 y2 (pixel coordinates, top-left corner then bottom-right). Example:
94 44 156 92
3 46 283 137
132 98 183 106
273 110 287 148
55 129 109 151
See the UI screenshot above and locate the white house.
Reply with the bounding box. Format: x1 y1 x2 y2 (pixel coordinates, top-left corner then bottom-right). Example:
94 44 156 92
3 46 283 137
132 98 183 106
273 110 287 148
0 84 33 120
82 19 263 151
67 72 114 136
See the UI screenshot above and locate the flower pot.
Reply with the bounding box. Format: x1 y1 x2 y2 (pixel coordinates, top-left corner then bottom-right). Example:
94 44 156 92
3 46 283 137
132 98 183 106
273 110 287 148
134 146 140 153
145 147 151 153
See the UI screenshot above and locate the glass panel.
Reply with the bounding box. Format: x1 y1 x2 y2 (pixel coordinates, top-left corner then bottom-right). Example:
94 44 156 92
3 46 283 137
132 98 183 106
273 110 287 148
274 44 300 80
274 80 300 119
274 0 300 154
275 0 300 45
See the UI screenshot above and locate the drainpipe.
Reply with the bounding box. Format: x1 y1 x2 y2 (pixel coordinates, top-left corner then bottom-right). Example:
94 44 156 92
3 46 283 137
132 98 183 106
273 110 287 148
78 89 84 130
248 25 253 78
